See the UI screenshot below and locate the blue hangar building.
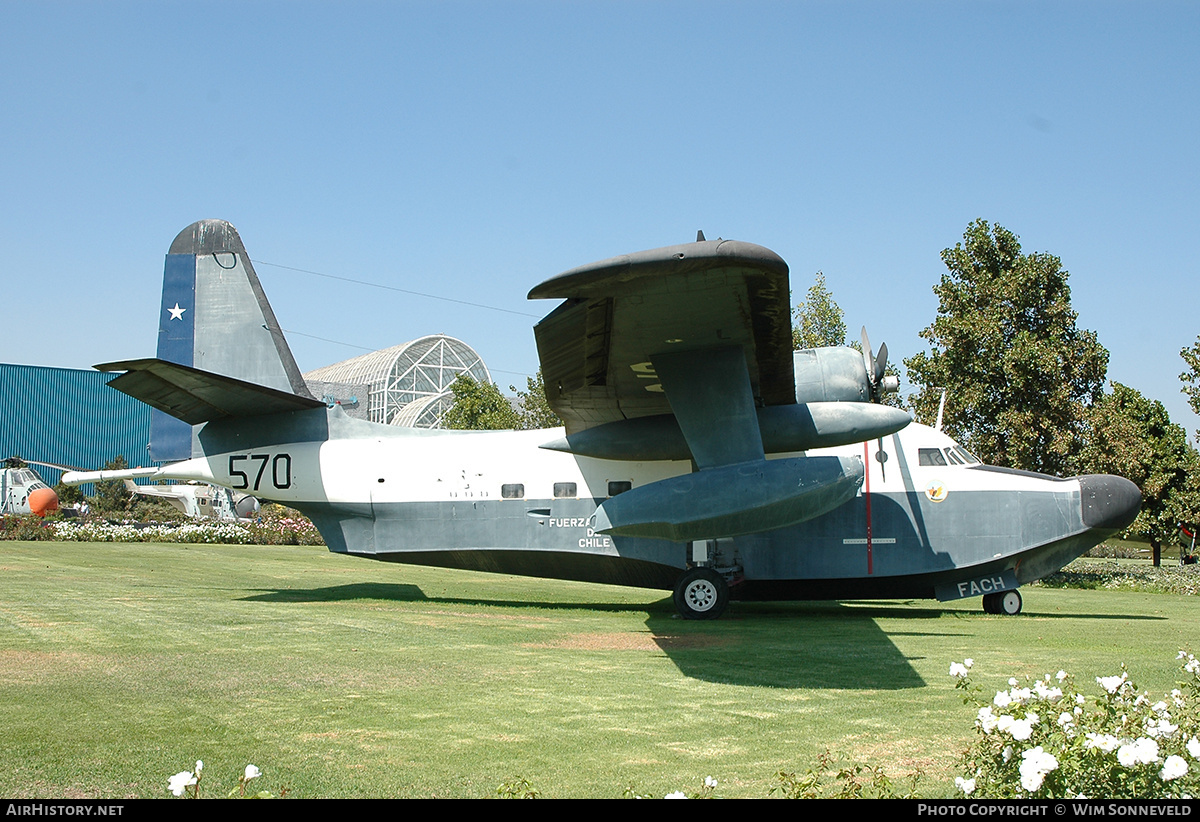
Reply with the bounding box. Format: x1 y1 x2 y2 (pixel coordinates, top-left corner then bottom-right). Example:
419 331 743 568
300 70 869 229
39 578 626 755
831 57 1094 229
0 363 154 488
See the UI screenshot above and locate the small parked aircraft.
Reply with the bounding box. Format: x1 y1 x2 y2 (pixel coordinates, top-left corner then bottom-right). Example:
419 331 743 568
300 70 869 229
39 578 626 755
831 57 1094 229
1 459 59 517
64 221 1140 618
122 480 260 521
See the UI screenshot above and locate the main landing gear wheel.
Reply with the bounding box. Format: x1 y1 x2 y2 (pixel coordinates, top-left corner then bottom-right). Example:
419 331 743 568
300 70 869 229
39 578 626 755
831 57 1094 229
982 590 1022 615
673 568 729 620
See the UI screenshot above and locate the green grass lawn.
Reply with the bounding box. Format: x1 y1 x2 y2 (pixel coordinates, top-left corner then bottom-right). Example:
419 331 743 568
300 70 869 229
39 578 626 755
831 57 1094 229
1 541 1198 798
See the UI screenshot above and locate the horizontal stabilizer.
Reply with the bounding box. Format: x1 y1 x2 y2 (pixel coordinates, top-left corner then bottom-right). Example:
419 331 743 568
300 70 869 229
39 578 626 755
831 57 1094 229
98 358 326 425
61 466 161 485
62 459 216 487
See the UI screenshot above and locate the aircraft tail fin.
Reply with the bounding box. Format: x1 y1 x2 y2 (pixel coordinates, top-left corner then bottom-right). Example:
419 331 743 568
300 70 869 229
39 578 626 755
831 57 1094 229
149 220 316 460
158 220 310 393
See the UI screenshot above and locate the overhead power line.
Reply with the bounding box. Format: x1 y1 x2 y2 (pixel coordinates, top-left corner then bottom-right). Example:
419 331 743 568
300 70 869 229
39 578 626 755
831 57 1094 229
252 259 540 318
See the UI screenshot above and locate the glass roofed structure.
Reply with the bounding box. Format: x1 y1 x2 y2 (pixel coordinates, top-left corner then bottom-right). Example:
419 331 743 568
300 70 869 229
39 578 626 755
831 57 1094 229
303 334 490 429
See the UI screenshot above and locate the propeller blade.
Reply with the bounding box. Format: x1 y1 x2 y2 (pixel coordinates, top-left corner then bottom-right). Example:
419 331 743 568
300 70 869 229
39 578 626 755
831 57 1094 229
860 327 874 385
875 341 888 384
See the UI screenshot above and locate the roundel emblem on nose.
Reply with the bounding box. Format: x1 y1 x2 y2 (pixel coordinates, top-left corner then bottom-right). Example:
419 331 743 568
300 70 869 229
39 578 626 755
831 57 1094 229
924 480 948 503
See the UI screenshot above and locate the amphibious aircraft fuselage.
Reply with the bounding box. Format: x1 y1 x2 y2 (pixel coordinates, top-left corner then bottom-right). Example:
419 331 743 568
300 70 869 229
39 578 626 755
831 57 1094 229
93 395 1138 611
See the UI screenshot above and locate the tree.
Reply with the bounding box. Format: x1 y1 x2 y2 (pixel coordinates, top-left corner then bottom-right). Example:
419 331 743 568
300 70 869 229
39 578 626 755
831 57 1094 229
1181 337 1200 439
792 272 847 350
904 220 1109 476
792 272 904 407
440 374 523 431
1073 383 1200 564
441 371 563 431
93 455 133 513
513 371 562 430
53 481 84 507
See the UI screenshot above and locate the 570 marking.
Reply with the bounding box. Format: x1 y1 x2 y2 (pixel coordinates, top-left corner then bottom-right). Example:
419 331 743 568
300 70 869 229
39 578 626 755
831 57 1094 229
228 453 292 491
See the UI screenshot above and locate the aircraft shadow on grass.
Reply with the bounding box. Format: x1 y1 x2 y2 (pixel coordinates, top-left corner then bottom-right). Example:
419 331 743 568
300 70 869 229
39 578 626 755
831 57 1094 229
237 585 930 689
240 584 1168 689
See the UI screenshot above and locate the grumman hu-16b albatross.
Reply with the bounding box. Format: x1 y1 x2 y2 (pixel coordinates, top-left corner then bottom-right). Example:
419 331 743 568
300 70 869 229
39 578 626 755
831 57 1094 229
64 221 1141 619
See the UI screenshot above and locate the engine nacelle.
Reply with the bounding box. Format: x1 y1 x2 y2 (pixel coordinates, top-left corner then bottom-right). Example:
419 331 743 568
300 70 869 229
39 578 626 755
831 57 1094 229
541 402 910 462
793 346 875 403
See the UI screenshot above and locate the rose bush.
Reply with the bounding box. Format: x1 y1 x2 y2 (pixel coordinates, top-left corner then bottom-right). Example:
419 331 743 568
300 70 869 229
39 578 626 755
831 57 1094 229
952 653 1200 797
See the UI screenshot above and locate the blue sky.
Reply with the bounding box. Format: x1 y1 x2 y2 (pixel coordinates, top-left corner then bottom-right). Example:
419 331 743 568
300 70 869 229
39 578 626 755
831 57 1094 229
4 1 1198 435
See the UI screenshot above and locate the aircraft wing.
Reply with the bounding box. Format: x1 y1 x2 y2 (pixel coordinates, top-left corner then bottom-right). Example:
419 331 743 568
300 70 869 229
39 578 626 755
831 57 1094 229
97 358 326 425
528 238 793 435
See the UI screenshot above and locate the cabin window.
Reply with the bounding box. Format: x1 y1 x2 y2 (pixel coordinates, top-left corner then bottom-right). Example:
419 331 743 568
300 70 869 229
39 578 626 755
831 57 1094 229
501 483 524 499
553 482 577 499
918 448 947 466
607 481 632 497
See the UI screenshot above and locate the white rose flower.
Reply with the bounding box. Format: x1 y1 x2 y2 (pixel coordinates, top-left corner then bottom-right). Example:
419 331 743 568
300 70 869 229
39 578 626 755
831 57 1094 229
1084 733 1122 753
955 776 976 796
977 706 1000 733
1033 681 1063 700
664 791 687 799
1117 737 1159 767
168 770 196 797
1145 717 1178 739
1019 747 1058 792
244 764 262 781
998 714 1035 741
1161 755 1188 781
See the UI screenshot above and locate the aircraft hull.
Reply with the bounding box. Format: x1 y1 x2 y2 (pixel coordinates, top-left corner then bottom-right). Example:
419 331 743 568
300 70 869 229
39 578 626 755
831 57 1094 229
300 487 1121 602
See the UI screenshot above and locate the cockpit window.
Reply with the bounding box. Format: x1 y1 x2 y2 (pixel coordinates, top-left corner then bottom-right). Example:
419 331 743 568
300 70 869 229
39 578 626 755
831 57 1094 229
918 448 947 466
945 449 965 465
953 447 981 464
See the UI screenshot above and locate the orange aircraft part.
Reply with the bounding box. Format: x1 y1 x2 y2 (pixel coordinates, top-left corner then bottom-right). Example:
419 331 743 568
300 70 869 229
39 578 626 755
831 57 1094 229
28 487 59 517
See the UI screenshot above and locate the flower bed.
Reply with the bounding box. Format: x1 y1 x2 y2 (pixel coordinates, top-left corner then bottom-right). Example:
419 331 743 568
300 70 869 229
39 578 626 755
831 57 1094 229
951 653 1200 797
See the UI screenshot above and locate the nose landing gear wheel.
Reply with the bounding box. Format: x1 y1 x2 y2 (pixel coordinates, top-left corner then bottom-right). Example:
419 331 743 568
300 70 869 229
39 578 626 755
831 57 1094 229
673 568 729 620
982 590 1022 615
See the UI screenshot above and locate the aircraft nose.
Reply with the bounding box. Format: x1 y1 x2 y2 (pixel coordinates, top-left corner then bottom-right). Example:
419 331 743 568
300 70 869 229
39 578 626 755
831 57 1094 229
1078 474 1141 531
28 487 59 517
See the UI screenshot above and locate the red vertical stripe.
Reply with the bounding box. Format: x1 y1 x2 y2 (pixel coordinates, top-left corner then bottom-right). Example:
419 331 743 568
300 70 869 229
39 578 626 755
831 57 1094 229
864 441 873 575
